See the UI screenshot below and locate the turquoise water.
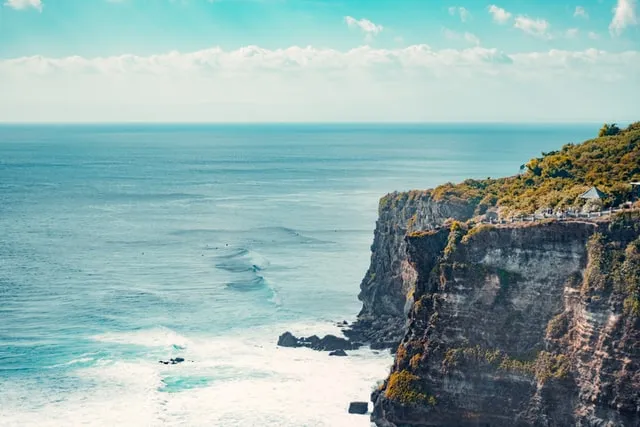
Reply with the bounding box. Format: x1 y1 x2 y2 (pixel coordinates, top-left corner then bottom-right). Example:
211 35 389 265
0 124 595 426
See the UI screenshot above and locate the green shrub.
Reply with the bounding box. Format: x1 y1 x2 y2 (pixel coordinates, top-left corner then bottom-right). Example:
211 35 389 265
622 238 640 318
396 344 407 363
461 224 494 244
441 345 534 375
598 123 621 137
546 313 568 339
534 352 570 382
385 370 435 406
409 353 422 370
624 297 640 317
444 221 467 258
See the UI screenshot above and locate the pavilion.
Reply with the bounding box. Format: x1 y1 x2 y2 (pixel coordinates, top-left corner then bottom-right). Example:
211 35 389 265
579 186 607 200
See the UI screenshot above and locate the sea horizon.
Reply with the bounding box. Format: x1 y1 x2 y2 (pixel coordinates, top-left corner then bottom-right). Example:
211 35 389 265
0 121 626 126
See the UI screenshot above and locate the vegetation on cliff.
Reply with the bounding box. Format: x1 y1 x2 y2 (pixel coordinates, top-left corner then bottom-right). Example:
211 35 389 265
429 122 640 216
584 212 640 317
384 370 437 406
441 346 570 383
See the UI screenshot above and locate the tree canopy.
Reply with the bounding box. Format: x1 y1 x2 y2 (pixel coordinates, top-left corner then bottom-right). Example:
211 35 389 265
599 123 621 138
430 122 640 216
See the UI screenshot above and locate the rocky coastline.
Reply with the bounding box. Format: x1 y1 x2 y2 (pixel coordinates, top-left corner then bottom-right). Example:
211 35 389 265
277 124 640 424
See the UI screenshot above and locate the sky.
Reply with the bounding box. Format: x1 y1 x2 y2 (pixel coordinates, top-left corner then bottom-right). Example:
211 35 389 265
0 0 638 122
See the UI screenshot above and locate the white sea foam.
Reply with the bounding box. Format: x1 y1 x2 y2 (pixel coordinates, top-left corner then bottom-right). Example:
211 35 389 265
92 326 192 349
1 323 392 427
48 355 97 368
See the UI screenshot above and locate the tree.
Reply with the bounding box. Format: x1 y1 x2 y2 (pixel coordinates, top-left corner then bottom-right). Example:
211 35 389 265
526 158 543 176
599 123 621 137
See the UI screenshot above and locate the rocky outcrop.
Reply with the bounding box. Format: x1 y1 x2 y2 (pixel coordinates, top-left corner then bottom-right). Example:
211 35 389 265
372 213 640 426
277 332 360 351
345 191 475 349
159 357 185 365
349 402 370 414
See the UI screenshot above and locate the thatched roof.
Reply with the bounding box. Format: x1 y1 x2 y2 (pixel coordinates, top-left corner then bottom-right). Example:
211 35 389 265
579 186 607 200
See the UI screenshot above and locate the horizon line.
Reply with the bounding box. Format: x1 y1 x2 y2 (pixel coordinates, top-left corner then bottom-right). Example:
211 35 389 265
0 120 631 126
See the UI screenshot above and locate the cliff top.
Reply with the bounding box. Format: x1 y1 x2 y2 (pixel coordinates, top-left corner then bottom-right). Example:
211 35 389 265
384 122 640 218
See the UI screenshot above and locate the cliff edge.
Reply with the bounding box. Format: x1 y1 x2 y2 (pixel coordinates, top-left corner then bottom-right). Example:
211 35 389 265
344 191 475 349
348 122 640 351
371 214 640 426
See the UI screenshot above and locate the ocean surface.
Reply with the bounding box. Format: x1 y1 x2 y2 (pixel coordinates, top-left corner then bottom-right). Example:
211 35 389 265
0 124 596 426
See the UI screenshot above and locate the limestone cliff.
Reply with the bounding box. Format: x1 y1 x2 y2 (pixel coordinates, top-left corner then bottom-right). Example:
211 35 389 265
371 213 640 426
345 191 475 349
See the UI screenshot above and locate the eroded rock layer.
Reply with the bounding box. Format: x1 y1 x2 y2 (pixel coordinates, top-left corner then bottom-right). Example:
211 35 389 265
372 214 640 427
346 191 474 349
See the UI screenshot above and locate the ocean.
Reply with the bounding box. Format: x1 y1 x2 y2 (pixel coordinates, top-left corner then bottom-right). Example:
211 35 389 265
0 124 596 426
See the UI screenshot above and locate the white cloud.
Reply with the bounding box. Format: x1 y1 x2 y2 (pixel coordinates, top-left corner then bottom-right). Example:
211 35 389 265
464 33 481 45
0 45 516 77
4 0 42 11
488 5 512 24
443 29 480 45
610 0 637 35
574 6 588 18
514 16 552 39
344 16 383 41
448 6 472 22
566 28 579 38
588 31 600 39
1 45 638 122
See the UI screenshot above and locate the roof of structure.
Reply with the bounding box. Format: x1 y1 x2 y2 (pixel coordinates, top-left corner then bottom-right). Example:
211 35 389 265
579 186 607 199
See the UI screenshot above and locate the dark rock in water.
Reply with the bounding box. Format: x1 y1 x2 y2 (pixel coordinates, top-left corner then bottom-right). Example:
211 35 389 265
348 402 368 414
277 331 361 352
159 357 186 365
329 349 347 357
344 317 402 352
300 335 321 348
277 332 300 348
314 334 353 351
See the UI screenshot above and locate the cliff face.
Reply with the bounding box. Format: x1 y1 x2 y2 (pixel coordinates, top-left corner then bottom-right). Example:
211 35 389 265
346 191 475 349
372 214 640 426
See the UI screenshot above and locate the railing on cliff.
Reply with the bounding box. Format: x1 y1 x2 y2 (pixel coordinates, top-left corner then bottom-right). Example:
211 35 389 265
479 206 637 225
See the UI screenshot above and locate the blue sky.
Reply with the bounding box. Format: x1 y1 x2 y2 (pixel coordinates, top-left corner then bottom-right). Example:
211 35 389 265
0 0 638 122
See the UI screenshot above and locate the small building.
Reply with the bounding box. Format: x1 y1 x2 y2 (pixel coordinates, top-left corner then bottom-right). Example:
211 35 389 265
579 186 607 213
579 186 607 200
